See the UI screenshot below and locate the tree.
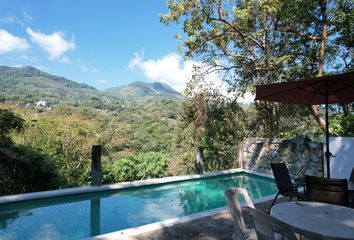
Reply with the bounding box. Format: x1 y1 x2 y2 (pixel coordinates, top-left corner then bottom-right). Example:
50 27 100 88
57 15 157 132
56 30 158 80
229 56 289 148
161 0 353 134
179 77 246 172
104 152 168 183
0 109 24 147
0 109 58 195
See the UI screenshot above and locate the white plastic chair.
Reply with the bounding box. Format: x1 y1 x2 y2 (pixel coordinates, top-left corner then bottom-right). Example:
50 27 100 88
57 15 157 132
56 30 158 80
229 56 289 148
249 207 298 240
224 188 257 240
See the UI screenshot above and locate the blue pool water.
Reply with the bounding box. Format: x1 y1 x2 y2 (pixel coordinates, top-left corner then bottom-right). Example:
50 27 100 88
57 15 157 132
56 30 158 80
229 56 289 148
0 172 276 239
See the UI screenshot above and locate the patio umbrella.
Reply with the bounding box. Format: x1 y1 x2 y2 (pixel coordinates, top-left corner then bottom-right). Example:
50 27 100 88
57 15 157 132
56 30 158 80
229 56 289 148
255 71 354 178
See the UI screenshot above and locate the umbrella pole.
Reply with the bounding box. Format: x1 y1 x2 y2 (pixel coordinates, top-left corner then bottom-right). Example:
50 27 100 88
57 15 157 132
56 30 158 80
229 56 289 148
325 79 331 178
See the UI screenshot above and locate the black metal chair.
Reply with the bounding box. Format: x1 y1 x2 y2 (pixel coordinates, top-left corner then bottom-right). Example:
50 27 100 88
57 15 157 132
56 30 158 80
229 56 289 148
349 168 354 208
349 168 354 183
305 175 349 207
268 162 303 213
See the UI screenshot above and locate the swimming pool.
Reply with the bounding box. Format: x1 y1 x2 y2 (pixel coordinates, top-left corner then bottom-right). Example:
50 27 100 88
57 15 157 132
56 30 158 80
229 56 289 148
0 171 276 239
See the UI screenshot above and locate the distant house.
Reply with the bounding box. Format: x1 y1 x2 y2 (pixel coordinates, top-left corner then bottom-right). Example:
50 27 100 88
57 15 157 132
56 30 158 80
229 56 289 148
35 100 53 110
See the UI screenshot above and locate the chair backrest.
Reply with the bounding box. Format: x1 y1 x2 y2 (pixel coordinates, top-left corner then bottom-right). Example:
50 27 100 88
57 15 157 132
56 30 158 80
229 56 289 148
270 163 294 194
249 207 297 240
349 168 354 183
224 188 255 240
305 175 349 206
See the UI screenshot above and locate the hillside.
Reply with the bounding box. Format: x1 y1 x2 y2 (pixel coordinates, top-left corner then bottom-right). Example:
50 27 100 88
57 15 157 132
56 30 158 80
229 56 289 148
103 81 182 99
0 66 99 104
0 66 183 106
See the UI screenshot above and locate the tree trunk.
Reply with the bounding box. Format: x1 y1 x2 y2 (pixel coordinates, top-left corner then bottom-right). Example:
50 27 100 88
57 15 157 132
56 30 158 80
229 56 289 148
195 146 204 174
310 0 328 134
309 105 327 133
341 104 349 116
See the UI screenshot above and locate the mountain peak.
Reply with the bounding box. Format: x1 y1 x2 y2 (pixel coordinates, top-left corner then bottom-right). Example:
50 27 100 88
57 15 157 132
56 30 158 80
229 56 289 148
0 65 97 104
103 81 182 99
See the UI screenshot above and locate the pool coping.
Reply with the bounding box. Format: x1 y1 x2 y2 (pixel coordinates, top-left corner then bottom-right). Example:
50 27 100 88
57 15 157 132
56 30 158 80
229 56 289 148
0 168 276 240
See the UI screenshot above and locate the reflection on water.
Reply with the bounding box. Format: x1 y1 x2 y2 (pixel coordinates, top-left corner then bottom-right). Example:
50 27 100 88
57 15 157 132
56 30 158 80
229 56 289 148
0 172 276 239
90 199 100 236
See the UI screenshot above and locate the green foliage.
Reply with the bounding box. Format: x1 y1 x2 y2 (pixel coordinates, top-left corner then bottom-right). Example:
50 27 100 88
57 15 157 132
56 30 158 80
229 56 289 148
331 114 354 136
252 102 323 139
162 0 352 86
0 108 58 195
161 0 353 136
105 152 168 183
0 109 24 148
177 77 248 172
0 146 58 195
0 99 180 194
0 109 24 137
16 114 98 187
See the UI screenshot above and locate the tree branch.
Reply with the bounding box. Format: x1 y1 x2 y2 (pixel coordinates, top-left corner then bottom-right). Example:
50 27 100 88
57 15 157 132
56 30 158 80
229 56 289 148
274 27 321 41
200 0 266 52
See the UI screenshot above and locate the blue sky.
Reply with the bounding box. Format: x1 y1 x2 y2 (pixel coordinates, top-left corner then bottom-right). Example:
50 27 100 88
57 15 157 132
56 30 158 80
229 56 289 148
0 0 191 90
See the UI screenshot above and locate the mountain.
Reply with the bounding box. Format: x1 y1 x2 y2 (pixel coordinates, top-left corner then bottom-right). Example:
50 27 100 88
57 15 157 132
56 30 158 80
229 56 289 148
0 66 183 106
102 81 182 99
0 66 99 104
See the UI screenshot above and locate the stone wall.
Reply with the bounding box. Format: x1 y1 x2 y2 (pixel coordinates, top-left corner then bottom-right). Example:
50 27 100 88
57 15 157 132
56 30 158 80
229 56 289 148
239 136 323 178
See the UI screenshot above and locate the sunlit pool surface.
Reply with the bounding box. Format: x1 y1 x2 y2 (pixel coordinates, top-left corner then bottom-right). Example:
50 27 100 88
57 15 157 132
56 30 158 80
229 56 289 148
0 172 276 239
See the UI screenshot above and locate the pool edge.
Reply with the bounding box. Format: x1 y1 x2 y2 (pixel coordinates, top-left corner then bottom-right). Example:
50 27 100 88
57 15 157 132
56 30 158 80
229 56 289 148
0 168 273 204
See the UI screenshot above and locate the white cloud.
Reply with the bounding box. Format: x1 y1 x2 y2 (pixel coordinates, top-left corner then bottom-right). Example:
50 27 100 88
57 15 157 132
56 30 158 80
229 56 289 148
22 9 33 21
129 52 212 92
26 27 75 61
96 79 107 84
129 52 229 95
0 29 29 54
0 15 24 26
77 59 99 73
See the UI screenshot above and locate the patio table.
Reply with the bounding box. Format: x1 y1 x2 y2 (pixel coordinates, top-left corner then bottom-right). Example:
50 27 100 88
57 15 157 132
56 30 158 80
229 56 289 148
270 201 354 239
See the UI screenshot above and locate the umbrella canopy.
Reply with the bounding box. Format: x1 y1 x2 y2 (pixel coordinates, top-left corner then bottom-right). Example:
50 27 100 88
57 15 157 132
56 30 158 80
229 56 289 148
255 71 354 105
255 71 354 178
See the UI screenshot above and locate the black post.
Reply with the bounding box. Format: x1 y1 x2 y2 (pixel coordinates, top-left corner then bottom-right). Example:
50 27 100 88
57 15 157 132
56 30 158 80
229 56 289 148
91 145 102 186
195 146 204 174
325 80 331 178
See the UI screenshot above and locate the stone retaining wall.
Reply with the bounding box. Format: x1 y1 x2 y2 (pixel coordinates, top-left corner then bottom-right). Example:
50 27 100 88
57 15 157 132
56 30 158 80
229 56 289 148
239 136 323 178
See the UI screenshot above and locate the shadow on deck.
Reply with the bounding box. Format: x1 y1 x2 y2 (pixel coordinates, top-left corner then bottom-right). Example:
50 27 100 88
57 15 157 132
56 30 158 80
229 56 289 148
124 197 288 240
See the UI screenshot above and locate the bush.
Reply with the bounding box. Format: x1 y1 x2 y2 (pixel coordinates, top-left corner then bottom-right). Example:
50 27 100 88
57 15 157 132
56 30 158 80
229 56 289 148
0 147 58 195
105 152 168 183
